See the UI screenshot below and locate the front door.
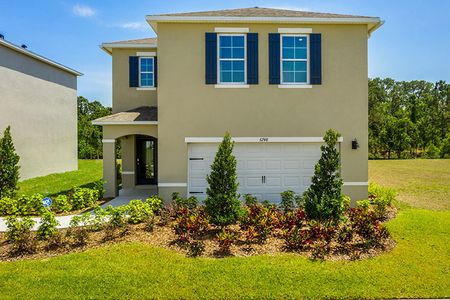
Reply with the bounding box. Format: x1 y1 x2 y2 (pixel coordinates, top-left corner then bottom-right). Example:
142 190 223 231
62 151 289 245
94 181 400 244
136 136 157 185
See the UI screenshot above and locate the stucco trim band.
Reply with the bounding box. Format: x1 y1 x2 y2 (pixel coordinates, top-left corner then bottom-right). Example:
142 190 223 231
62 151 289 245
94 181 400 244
278 28 312 33
343 182 369 186
158 183 188 187
185 137 344 143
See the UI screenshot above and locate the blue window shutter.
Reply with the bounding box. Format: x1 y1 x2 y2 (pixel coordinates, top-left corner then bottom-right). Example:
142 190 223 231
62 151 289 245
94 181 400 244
310 33 322 85
269 33 280 84
154 57 157 87
129 56 139 87
246 33 258 84
205 33 217 84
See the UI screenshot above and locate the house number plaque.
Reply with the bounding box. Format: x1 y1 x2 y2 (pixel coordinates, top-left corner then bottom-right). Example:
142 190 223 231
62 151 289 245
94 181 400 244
259 137 269 142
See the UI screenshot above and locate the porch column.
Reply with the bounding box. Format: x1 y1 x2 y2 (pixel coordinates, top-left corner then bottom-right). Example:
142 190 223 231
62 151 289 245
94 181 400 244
103 139 117 198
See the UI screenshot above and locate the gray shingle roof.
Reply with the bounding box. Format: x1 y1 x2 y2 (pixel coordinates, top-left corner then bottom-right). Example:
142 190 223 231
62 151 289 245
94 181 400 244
104 37 157 45
92 106 157 124
150 7 374 19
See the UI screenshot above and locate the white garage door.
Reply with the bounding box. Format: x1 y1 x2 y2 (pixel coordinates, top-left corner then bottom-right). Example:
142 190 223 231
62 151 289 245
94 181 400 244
188 142 323 203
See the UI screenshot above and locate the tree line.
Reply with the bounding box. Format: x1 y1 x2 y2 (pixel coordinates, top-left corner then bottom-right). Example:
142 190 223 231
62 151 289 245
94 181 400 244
369 78 450 159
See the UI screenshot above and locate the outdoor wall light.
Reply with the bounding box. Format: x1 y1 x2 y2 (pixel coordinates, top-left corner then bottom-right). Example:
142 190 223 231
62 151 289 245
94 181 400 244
352 138 359 150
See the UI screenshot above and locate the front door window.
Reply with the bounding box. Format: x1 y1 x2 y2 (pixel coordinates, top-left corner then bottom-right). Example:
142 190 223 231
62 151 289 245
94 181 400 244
136 137 157 185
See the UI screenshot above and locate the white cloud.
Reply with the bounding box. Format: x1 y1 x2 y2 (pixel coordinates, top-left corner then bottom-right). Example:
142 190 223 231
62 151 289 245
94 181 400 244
118 22 148 31
73 4 96 17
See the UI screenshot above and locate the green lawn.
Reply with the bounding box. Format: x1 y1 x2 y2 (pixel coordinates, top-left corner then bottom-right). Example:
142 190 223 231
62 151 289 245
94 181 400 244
0 159 449 299
369 159 450 210
17 160 102 197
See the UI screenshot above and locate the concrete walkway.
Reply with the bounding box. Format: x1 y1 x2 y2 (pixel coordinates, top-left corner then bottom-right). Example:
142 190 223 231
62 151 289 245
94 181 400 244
0 187 157 232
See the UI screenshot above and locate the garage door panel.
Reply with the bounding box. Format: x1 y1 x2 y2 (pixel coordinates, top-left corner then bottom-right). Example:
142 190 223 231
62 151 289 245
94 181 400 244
188 142 323 203
246 176 264 187
266 160 281 170
265 176 282 187
247 160 264 170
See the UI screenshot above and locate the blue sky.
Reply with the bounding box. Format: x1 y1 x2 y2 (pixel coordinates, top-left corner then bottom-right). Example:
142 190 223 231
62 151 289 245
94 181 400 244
1 0 449 106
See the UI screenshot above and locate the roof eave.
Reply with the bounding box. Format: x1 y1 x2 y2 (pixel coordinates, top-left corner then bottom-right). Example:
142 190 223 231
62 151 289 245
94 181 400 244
0 39 83 76
100 42 158 55
146 15 382 33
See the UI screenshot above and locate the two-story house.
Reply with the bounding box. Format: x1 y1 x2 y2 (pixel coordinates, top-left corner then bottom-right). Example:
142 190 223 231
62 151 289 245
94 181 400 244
93 7 383 202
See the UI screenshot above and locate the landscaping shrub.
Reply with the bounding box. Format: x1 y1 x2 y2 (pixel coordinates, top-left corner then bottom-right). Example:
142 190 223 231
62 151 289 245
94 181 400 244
240 204 280 243
172 192 198 210
92 180 106 199
279 208 307 231
145 196 164 213
53 195 72 212
424 143 440 158
243 194 258 206
303 129 348 223
16 193 45 215
348 206 389 247
46 232 66 250
0 126 20 199
5 216 37 254
90 206 108 231
204 132 242 227
127 200 154 224
280 190 296 212
67 215 90 246
186 240 205 257
283 220 335 255
368 182 396 219
173 207 208 244
37 210 59 240
71 187 99 210
216 229 235 253
0 196 18 215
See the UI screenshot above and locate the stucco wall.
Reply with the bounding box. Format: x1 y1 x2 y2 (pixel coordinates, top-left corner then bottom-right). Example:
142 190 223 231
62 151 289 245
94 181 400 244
155 23 369 200
0 45 77 180
111 48 158 113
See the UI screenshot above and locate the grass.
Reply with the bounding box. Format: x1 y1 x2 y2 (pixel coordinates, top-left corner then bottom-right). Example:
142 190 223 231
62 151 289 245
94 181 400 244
17 160 102 197
369 159 450 210
0 159 448 299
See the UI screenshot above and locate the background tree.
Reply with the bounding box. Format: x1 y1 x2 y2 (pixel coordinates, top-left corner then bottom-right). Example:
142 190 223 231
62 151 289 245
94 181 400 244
0 126 20 199
368 78 449 159
77 96 111 159
204 132 241 227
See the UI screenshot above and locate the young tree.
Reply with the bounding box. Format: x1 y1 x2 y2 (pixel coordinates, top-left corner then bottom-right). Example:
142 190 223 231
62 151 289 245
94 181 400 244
303 129 347 222
204 132 241 227
0 126 20 198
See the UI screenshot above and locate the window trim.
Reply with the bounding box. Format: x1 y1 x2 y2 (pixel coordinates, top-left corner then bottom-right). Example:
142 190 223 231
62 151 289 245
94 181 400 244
217 33 247 85
280 34 310 85
138 56 155 88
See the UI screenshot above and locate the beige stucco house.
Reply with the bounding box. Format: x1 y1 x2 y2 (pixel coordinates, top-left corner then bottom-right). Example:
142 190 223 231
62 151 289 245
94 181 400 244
0 37 81 180
94 7 383 202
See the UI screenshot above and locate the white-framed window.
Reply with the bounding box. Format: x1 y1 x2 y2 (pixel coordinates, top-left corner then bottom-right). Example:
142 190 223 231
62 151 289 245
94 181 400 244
217 34 246 84
281 34 309 84
139 57 154 87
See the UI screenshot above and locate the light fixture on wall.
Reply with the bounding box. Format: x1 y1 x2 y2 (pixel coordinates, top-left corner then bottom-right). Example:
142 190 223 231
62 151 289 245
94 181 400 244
352 138 359 150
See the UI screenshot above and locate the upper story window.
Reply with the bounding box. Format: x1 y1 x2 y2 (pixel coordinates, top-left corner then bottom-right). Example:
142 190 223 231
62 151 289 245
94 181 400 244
139 57 154 87
281 35 309 84
218 34 246 84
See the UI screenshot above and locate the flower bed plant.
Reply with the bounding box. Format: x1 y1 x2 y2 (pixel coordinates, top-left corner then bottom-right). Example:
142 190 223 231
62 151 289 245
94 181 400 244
0 180 107 216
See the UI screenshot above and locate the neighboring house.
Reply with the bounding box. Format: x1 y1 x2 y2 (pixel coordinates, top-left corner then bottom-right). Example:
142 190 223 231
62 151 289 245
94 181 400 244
0 37 81 180
94 7 383 202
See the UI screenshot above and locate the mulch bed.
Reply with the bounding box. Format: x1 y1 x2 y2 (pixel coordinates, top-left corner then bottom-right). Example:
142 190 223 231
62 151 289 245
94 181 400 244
0 209 397 262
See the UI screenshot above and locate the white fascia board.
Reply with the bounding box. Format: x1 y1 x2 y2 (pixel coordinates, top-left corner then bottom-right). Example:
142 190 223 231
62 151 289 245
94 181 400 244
278 28 312 33
0 39 82 76
92 121 158 126
215 27 249 33
185 137 344 143
147 15 381 28
136 51 156 56
100 43 158 55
